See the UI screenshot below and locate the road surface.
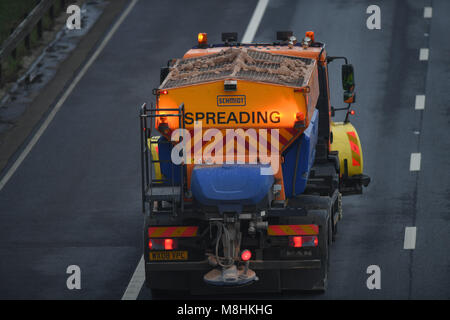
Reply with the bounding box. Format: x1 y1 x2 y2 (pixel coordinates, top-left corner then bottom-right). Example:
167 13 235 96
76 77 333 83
0 0 448 299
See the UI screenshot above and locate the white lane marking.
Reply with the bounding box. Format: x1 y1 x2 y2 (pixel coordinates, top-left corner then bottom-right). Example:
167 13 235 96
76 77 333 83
419 48 429 61
424 7 432 18
122 255 145 300
241 0 269 43
415 95 426 110
404 227 417 250
0 0 139 193
410 153 421 171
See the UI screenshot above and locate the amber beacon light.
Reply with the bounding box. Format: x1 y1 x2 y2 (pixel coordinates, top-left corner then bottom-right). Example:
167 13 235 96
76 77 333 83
198 33 208 47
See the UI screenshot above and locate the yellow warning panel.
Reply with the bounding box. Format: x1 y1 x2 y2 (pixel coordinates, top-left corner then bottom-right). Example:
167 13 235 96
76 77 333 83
330 121 364 176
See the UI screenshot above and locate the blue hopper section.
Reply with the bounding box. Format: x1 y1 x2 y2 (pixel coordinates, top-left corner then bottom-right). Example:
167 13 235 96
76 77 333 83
282 109 319 198
190 164 274 212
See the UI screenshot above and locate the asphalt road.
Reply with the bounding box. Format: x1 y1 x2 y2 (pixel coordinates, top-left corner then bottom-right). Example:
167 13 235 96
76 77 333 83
0 0 448 300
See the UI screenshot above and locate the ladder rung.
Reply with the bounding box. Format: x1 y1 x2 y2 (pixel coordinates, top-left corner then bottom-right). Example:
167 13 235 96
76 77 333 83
146 186 182 201
145 108 182 111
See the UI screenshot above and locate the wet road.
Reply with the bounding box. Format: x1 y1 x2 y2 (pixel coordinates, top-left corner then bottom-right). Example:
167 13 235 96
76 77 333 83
0 0 448 299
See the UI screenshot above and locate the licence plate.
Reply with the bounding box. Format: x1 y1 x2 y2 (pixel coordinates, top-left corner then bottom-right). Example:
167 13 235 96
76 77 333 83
149 251 188 261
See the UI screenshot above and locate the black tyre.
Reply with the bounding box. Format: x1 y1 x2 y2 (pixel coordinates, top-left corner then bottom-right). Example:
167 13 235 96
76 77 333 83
313 214 330 292
332 221 338 242
300 208 330 292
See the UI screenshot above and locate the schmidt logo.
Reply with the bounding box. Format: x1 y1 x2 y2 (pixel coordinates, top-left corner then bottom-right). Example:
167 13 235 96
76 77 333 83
217 95 246 107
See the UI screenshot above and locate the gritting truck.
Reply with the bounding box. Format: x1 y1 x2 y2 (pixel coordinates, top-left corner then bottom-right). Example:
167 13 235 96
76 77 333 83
139 31 370 295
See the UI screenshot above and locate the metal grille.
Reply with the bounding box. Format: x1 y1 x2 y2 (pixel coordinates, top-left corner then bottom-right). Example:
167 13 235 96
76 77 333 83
161 48 314 89
235 69 304 87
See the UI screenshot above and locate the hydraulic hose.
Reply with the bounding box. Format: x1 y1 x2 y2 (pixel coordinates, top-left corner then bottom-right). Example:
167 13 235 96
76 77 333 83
211 221 235 268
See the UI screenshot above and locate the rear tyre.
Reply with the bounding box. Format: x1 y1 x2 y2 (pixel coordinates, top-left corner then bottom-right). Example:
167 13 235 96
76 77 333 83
332 222 338 242
313 215 330 292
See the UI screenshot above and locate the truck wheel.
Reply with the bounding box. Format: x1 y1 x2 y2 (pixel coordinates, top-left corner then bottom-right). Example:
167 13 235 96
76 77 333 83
328 217 332 247
332 222 338 242
332 192 342 242
282 209 330 292
143 212 152 289
306 209 330 292
315 217 330 292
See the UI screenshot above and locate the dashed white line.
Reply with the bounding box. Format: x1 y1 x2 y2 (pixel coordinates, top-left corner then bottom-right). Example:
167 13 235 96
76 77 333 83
404 227 417 250
415 95 426 110
0 0 139 193
241 0 269 43
407 5 431 256
419 48 429 61
410 153 421 171
122 256 145 300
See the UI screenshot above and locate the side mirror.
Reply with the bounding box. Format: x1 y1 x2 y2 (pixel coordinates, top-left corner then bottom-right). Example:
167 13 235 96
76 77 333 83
222 32 238 43
342 64 355 92
344 91 356 104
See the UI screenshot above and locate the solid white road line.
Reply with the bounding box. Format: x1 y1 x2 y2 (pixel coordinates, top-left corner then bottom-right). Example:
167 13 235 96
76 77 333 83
410 153 421 171
404 227 417 250
0 0 139 193
424 7 432 18
241 0 269 43
122 256 145 300
419 48 429 61
415 95 426 110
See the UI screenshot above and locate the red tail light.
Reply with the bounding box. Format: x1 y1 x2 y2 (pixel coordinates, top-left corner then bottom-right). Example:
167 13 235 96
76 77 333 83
164 238 174 250
292 236 303 247
241 250 252 261
289 236 318 248
148 238 178 250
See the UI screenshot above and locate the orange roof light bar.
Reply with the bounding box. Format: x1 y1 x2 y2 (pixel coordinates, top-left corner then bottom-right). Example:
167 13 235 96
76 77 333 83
198 33 207 46
305 31 315 42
